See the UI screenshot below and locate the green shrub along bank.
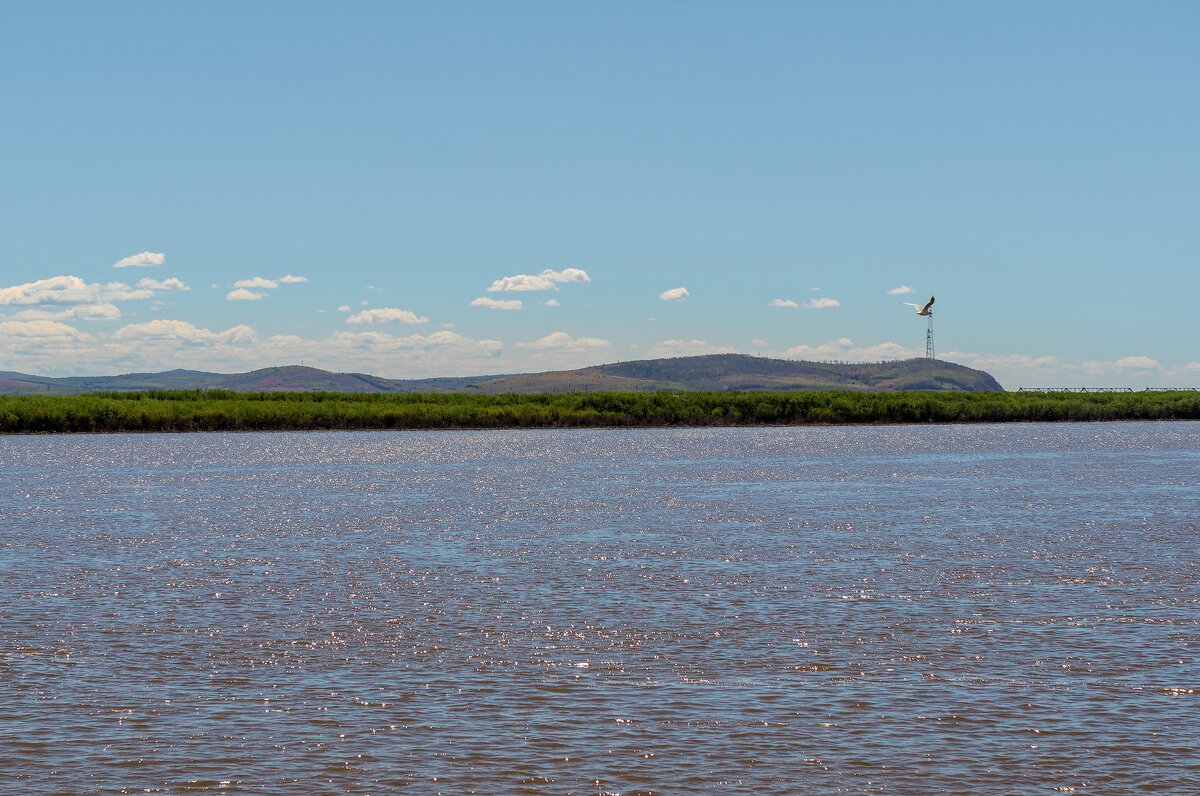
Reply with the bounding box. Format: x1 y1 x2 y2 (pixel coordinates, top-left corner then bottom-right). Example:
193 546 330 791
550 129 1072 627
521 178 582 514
2 389 1199 433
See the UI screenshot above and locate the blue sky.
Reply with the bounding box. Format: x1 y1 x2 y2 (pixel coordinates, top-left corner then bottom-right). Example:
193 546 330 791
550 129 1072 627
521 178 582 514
2 1 1197 388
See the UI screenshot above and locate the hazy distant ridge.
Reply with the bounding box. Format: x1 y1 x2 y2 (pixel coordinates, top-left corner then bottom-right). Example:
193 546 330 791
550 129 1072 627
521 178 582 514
0 355 1003 396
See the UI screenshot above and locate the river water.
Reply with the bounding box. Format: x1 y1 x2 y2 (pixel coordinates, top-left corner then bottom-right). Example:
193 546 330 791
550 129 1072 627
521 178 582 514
1 423 1197 794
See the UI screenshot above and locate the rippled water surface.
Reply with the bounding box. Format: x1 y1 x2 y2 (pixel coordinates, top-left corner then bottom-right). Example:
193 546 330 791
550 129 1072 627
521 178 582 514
2 423 1198 794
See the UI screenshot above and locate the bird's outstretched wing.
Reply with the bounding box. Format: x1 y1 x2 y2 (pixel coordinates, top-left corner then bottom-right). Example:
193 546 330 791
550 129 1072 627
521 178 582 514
922 295 935 313
902 302 921 310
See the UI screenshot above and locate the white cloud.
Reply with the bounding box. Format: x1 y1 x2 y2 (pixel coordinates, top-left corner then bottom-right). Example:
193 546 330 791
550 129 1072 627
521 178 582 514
103 285 156 301
345 307 429 325
803 297 841 309
10 303 122 322
112 319 257 346
112 251 165 268
7 320 504 377
327 329 501 355
226 288 267 301
0 276 92 305
337 305 351 312
543 299 561 307
234 277 279 289
515 331 611 353
1160 362 1200 384
279 274 308 284
952 352 1058 371
937 351 1171 389
136 277 190 291
887 285 914 295
782 337 918 361
0 319 94 342
769 299 799 308
644 339 736 358
0 319 99 374
471 297 524 310
0 275 153 305
1078 355 1160 375
487 268 591 292
659 287 689 302
1113 355 1160 370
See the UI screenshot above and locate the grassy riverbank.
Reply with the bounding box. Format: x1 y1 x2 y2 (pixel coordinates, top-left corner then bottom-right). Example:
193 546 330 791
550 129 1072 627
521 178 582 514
2 389 1199 433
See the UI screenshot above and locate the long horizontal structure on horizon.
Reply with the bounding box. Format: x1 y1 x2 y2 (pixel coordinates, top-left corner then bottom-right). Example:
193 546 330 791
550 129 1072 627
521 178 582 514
1016 387 1200 393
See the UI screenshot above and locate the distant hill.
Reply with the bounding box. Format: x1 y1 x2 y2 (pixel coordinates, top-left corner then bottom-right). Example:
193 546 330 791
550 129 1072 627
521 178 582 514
468 355 1002 393
0 355 1003 396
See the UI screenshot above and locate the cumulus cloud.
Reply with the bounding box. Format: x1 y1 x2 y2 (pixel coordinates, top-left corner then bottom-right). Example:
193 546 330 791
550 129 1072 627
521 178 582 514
0 319 94 342
543 299 561 307
769 299 799 308
1078 355 1160 375
1 313 512 377
0 320 99 375
337 305 351 312
782 337 917 361
1160 362 1200 384
104 285 155 301
471 297 524 310
644 339 736 358
112 251 165 268
954 353 1059 371
938 351 1168 389
515 331 611 353
226 288 267 301
887 285 914 295
345 307 429 325
803 297 841 309
279 274 308 284
112 319 258 346
10 303 122 322
1112 355 1160 369
126 324 501 375
659 287 689 302
327 329 501 355
0 275 153 305
234 277 279 290
487 268 591 292
136 277 190 291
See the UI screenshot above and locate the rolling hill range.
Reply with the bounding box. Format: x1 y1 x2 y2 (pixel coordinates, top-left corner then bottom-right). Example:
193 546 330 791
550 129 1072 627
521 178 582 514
0 355 1002 396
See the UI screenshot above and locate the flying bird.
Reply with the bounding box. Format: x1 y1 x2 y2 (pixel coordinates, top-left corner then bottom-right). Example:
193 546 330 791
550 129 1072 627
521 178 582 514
903 295 935 316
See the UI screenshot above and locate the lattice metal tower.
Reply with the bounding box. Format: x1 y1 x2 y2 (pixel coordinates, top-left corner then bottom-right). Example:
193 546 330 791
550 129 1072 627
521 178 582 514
925 313 935 359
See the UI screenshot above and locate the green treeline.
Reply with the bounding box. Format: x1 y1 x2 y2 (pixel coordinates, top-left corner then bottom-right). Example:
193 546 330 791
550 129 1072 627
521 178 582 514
2 389 1199 434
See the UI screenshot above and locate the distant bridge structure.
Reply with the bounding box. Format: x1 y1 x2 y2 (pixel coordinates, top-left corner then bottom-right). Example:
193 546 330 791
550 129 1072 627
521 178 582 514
1017 387 1200 393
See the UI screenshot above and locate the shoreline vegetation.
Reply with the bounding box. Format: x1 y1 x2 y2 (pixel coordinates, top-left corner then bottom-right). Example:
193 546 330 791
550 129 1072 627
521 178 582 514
2 389 1199 433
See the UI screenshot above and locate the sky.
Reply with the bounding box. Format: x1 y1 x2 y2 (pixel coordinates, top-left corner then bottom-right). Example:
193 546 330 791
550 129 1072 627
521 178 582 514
2 1 1197 389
